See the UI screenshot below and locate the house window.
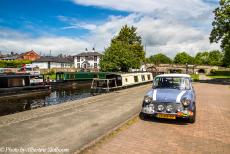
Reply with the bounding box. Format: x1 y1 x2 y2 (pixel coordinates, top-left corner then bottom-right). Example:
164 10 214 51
85 56 88 60
147 75 151 80
134 76 138 82
94 63 97 68
141 75 145 81
77 63 80 68
94 56 97 61
77 56 80 62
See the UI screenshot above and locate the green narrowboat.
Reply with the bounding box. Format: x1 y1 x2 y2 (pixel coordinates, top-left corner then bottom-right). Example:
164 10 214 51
56 72 110 82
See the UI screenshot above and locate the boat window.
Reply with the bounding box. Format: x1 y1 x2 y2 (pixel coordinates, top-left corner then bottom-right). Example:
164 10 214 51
96 80 108 88
69 74 75 80
141 75 145 81
134 76 139 82
153 77 191 90
147 75 151 80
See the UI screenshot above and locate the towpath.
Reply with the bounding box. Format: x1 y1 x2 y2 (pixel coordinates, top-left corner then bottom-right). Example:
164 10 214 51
0 84 150 153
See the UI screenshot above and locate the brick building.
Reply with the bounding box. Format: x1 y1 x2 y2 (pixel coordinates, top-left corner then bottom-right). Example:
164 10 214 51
17 50 40 61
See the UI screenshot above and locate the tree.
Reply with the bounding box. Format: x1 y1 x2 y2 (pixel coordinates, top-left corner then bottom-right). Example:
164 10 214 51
194 50 223 66
194 52 210 65
208 50 223 66
210 0 230 67
100 25 145 72
148 53 172 65
174 52 194 64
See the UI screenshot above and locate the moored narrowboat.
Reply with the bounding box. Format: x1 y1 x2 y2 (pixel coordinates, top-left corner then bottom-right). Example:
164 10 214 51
91 72 153 93
0 73 50 97
55 72 108 82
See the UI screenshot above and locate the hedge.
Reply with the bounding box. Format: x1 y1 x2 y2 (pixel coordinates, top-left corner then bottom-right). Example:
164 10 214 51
0 60 32 68
210 70 230 76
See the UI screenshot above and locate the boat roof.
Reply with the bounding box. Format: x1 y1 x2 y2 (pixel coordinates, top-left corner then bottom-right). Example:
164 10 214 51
56 72 151 75
156 74 191 78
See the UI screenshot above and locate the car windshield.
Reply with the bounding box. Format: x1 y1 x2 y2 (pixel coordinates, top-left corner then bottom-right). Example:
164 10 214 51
153 77 191 90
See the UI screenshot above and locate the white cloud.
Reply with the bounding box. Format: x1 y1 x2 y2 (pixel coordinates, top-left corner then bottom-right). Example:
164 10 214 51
62 23 97 30
58 15 97 30
85 13 220 57
0 29 90 55
0 0 220 57
72 0 212 18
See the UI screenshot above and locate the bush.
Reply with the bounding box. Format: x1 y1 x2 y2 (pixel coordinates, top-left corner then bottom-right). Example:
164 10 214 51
210 70 230 76
0 60 31 68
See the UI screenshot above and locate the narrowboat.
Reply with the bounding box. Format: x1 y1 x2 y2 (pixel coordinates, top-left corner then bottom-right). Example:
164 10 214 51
91 72 153 93
0 73 50 97
55 72 108 82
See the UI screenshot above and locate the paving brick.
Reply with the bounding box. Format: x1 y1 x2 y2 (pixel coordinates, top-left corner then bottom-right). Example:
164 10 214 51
86 83 230 154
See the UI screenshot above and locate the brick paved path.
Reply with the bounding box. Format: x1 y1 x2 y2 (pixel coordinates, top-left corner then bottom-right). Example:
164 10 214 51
85 83 230 154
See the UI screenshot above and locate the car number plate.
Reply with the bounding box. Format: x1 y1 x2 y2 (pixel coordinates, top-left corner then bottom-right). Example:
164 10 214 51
157 114 176 119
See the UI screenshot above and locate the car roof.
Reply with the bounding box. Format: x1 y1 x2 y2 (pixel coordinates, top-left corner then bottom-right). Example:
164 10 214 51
155 73 191 78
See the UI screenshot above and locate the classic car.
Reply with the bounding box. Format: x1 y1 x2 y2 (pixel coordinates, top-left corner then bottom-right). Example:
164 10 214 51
140 74 196 123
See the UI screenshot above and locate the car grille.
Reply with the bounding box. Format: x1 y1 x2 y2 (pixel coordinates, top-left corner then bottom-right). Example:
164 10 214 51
154 102 182 113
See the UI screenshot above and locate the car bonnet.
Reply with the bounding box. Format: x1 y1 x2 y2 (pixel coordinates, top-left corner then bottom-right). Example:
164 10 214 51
146 88 189 103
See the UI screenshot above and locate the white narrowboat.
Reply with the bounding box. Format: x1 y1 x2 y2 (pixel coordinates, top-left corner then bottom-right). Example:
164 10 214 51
91 72 153 93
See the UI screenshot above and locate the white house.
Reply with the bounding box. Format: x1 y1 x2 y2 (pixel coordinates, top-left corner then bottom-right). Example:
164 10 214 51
32 56 74 69
74 51 102 69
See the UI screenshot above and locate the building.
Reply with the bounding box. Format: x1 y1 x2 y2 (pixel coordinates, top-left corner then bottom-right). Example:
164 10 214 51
32 56 74 69
17 50 40 61
0 52 19 61
74 51 102 69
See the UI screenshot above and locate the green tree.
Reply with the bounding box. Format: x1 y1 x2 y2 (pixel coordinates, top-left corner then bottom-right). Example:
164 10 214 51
194 51 223 66
100 25 145 72
210 0 230 67
208 50 223 66
194 52 210 65
174 52 194 64
148 53 172 65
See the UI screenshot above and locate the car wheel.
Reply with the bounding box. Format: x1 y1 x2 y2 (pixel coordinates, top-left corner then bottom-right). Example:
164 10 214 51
139 112 148 120
189 107 196 123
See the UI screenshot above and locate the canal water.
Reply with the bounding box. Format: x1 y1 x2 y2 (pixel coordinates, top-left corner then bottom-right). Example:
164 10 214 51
0 83 93 116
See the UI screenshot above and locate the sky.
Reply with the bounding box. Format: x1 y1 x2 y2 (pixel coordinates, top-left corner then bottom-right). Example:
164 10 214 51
0 0 220 57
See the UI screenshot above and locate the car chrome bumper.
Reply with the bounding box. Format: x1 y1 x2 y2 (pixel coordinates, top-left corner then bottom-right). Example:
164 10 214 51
141 107 193 118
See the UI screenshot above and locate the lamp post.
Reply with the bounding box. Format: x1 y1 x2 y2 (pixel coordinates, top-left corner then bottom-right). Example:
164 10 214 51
186 63 188 74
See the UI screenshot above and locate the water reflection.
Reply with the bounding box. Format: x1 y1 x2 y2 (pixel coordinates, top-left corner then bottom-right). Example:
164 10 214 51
0 84 92 116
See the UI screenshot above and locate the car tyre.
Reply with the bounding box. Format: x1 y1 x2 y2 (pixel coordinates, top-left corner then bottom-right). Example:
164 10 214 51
189 107 196 123
139 112 148 120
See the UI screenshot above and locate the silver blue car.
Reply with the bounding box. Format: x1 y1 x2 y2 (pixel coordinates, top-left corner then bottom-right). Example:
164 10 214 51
140 74 196 123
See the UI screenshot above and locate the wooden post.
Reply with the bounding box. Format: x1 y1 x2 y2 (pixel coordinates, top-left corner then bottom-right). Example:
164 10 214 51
107 79 109 92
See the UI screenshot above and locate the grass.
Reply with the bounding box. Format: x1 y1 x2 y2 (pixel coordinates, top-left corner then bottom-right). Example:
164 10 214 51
207 75 230 79
191 74 199 81
43 74 56 80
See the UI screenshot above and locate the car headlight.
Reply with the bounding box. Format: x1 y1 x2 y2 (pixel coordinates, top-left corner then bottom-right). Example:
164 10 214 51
177 104 183 112
149 103 155 110
181 98 191 107
143 96 152 104
166 105 173 112
157 105 164 111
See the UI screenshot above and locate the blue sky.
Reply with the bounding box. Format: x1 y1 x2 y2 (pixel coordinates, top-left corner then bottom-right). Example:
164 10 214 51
0 0 220 57
0 0 128 37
